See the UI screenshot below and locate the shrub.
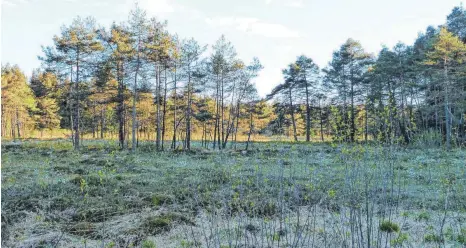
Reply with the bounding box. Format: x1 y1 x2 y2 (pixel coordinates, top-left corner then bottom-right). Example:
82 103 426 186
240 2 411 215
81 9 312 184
457 228 466 245
142 213 193 235
143 216 171 234
142 240 156 248
391 233 408 246
416 211 430 221
66 222 95 236
150 194 173 207
379 220 400 233
245 223 259 233
424 233 443 243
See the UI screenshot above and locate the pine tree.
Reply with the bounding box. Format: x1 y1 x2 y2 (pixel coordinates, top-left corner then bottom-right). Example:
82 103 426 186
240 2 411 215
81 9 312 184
41 16 103 149
425 28 466 149
30 71 61 137
323 39 372 142
295 55 320 142
1 64 37 139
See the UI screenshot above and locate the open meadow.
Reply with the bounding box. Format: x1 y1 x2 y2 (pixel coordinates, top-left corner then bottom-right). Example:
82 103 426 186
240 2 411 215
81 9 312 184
1 140 465 247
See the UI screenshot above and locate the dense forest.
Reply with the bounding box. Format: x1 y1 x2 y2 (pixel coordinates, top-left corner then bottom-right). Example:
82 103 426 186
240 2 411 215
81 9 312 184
2 5 466 150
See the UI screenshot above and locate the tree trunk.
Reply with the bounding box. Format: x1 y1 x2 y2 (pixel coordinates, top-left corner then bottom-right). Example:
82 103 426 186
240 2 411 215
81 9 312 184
319 100 324 142
92 104 96 139
213 75 220 149
221 75 225 149
162 68 168 151
186 65 192 150
15 108 21 139
350 79 355 143
172 64 177 150
305 82 311 142
132 51 140 152
73 50 81 149
234 102 241 150
156 65 162 151
365 103 368 142
222 94 237 149
101 108 105 139
246 108 253 150
289 87 298 142
117 62 125 149
444 60 451 150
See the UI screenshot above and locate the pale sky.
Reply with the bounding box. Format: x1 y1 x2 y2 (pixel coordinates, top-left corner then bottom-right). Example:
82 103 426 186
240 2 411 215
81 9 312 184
1 0 463 96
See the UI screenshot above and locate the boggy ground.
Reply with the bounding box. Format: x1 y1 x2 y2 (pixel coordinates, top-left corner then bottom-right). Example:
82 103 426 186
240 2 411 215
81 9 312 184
1 140 466 247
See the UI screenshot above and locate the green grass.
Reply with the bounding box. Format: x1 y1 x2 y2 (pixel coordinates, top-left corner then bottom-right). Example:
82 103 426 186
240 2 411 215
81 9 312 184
1 140 465 247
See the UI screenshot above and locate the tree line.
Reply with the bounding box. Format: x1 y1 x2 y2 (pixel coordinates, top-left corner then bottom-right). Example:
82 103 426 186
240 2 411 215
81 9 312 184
2 5 465 150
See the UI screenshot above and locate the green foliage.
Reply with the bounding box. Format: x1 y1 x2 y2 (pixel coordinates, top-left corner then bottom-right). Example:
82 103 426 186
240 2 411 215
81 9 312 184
143 216 172 234
379 220 400 233
425 27 466 66
416 211 430 221
142 213 193 235
457 228 466 244
66 222 95 236
105 241 116 248
1 64 38 138
424 233 443 243
141 240 156 248
391 233 409 246
150 194 173 207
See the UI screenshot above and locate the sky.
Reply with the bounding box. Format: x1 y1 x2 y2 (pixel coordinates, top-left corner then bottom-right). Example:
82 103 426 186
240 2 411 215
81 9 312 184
1 0 464 96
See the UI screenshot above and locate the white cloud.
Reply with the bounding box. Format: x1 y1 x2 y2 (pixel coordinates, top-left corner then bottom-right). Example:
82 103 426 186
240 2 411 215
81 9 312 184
119 0 203 21
285 0 303 7
264 0 304 8
2 0 33 7
119 0 175 19
2 0 17 6
205 17 300 38
138 0 174 15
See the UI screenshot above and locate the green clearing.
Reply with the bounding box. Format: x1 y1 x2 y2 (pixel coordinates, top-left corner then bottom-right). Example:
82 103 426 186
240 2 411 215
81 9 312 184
1 140 466 247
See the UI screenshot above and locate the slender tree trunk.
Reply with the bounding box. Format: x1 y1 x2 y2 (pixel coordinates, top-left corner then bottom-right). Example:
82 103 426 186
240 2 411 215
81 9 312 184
11 116 15 139
234 102 240 150
132 51 140 152
125 108 129 146
117 62 125 149
1 107 4 138
319 100 324 142
15 108 21 139
162 67 168 151
186 65 192 150
221 74 225 148
172 64 177 149
365 103 368 142
444 60 451 150
213 111 218 149
73 50 81 149
101 108 105 139
222 91 237 149
399 69 409 144
289 87 298 142
305 82 311 142
213 75 219 149
156 65 162 151
350 79 355 143
246 108 253 150
92 104 96 139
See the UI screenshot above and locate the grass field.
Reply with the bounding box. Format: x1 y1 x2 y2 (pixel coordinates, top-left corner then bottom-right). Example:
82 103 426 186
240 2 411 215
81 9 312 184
1 140 466 247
